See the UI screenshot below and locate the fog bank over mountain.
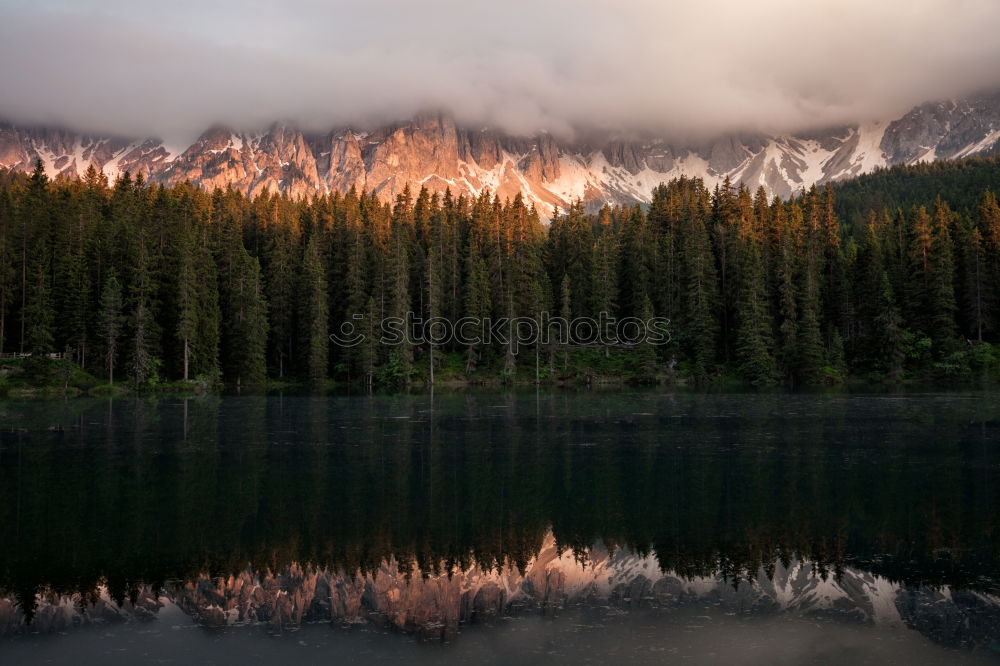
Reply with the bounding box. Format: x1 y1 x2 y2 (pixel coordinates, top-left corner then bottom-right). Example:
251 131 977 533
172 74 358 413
2 0 1000 144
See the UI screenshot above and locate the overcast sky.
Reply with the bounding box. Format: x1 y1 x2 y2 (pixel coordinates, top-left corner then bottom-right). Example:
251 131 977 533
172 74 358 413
2 0 1000 144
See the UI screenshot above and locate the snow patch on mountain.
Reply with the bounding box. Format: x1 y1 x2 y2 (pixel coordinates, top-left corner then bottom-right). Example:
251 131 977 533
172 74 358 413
852 121 890 172
954 128 1000 159
3 91 1000 216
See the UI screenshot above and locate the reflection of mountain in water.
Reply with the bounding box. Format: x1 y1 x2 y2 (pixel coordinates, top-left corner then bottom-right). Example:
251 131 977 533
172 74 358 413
3 534 998 650
0 392 997 648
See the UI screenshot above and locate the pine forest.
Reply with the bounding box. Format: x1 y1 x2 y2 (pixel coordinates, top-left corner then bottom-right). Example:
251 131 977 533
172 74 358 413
1 156 999 392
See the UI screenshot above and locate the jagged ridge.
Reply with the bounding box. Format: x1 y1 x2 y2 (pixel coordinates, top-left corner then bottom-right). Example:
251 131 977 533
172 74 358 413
2 91 999 216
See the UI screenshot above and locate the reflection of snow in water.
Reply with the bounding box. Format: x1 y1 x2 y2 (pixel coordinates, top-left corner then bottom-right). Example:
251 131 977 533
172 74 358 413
4 531 997 652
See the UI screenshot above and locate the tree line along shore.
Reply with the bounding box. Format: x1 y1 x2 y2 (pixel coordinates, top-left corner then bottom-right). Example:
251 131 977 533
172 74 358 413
0 156 998 395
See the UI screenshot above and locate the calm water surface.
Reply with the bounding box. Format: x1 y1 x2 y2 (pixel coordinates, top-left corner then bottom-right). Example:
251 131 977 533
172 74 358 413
0 390 998 664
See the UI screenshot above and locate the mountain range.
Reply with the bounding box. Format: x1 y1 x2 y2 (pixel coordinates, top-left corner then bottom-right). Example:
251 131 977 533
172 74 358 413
2 91 1000 216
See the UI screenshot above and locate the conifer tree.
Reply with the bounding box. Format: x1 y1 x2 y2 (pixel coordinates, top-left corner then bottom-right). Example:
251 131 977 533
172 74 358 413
126 198 157 386
221 245 268 387
191 241 221 379
18 160 51 354
176 224 199 381
734 241 777 384
977 189 1000 339
633 292 658 382
0 189 13 353
386 225 412 385
427 241 444 384
463 241 491 374
592 231 619 357
618 206 650 319
558 273 572 370
905 205 934 333
342 228 371 379
23 246 53 354
711 178 741 361
680 211 719 381
773 203 800 378
927 198 958 351
167 186 220 381
55 241 90 365
961 224 990 342
302 236 329 385
647 184 679 319
874 272 905 379
264 222 298 378
360 295 379 387
796 265 825 383
98 273 123 384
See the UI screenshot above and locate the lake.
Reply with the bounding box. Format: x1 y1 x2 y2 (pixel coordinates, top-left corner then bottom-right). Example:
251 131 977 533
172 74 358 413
1 390 998 664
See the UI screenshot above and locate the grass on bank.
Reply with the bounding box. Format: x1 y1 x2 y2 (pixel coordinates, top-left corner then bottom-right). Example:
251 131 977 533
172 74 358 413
0 356 216 398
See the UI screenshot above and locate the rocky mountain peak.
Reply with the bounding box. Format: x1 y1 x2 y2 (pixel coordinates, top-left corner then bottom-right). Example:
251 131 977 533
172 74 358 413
2 92 999 216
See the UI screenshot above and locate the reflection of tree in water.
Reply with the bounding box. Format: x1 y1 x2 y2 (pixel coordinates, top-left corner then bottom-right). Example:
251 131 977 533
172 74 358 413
0 391 997 623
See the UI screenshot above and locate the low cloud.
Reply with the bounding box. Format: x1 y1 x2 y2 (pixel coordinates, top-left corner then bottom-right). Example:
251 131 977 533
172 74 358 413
2 0 1000 143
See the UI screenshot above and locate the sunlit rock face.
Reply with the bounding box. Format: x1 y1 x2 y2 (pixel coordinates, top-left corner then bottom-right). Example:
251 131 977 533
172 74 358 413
3 534 998 648
2 91 999 216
